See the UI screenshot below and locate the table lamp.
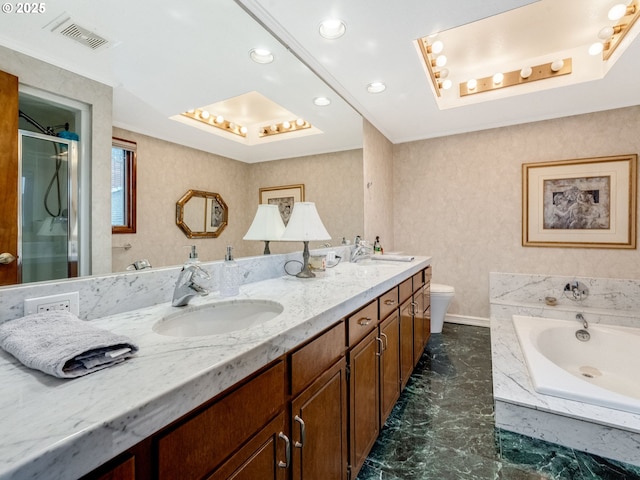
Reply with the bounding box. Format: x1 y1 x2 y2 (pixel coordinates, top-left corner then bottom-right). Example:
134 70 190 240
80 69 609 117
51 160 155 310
243 204 286 254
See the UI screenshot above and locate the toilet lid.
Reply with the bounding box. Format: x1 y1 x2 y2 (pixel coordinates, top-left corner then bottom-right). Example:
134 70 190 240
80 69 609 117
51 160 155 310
431 283 455 294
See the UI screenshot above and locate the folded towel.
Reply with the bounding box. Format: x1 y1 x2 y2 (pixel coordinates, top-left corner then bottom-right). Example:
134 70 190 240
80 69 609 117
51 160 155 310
371 254 415 262
0 311 138 379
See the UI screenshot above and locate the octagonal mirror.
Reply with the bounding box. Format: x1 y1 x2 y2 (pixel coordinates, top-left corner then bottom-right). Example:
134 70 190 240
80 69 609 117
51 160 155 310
176 189 228 238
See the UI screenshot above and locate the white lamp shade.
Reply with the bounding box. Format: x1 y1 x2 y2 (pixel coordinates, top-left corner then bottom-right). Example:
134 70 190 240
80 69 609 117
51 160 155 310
243 204 286 241
280 202 331 241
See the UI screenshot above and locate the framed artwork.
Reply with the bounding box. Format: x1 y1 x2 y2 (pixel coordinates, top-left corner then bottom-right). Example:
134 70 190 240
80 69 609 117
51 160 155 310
259 184 305 226
522 154 637 248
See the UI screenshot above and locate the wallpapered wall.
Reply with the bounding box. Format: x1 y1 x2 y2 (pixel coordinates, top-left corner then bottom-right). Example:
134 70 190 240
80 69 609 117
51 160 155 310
112 127 364 271
392 105 640 318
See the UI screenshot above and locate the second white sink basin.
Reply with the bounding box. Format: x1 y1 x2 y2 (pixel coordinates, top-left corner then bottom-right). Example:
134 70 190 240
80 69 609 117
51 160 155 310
153 300 284 337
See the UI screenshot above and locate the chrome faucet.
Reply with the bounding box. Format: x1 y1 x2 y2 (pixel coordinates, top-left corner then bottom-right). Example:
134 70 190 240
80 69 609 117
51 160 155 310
576 313 588 329
351 241 372 263
172 263 210 307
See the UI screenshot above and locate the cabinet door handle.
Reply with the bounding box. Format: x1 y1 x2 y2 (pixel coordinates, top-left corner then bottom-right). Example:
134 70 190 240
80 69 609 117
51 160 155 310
278 432 291 468
294 415 306 448
375 336 384 356
358 317 372 326
410 301 418 316
380 332 388 351
384 299 395 306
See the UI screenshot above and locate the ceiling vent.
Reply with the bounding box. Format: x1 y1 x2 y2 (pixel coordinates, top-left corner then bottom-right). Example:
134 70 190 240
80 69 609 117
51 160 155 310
51 17 110 50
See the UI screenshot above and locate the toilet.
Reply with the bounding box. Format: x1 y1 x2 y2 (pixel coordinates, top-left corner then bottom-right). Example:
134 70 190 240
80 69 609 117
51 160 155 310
430 284 455 333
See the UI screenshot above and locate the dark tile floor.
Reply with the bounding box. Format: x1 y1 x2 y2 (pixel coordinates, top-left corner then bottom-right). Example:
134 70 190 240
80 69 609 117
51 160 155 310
356 323 640 480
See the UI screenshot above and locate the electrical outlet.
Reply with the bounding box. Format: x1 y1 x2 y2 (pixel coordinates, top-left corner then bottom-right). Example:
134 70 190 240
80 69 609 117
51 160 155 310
24 292 80 316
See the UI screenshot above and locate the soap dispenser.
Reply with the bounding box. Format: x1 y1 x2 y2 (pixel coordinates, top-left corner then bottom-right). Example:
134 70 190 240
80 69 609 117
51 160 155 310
186 245 199 264
220 245 240 297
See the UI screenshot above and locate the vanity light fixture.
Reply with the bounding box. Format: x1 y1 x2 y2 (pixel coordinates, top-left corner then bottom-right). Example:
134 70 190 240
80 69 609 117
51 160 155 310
259 118 311 137
319 18 346 39
459 58 572 96
417 36 450 98
249 48 274 64
366 82 386 94
181 109 247 138
601 0 639 60
280 202 331 278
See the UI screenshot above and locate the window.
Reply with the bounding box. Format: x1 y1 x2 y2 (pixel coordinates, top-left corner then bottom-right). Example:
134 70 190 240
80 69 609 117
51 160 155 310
111 138 137 234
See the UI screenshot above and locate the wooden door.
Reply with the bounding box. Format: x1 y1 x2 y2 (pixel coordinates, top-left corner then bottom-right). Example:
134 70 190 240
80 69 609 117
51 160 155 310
291 359 348 480
0 70 19 285
348 329 379 478
379 311 400 426
412 288 425 367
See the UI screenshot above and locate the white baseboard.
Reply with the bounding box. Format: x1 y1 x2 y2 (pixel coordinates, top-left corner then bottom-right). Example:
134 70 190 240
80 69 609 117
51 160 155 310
445 314 490 328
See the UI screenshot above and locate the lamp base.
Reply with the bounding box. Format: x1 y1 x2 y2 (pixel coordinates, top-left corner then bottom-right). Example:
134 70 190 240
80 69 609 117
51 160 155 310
296 240 316 278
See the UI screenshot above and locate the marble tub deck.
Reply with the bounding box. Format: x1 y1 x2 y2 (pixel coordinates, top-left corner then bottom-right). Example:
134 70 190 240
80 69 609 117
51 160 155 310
356 324 640 480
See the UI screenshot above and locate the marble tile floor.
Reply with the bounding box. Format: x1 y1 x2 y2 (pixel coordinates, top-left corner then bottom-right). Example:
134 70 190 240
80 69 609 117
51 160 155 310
356 323 640 480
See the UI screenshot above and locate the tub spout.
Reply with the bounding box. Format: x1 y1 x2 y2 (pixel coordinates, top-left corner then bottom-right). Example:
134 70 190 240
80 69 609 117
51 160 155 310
576 313 588 329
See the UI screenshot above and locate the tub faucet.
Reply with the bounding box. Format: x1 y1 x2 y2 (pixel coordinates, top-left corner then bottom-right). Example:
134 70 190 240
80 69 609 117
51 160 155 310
576 313 588 330
172 263 210 307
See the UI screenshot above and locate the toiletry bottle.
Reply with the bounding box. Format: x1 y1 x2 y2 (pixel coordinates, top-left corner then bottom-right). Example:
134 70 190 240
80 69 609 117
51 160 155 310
220 245 240 297
374 236 383 255
186 245 199 264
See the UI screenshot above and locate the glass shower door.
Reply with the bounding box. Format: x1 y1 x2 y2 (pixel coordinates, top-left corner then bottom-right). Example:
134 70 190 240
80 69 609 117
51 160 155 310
18 130 78 284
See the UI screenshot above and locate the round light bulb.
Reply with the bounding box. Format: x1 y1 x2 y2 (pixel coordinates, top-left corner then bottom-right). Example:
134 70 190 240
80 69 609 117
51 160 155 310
608 3 627 21
441 79 452 90
589 42 604 55
492 72 504 85
430 40 444 54
296 118 305 127
550 59 564 72
240 126 248 135
435 55 447 67
520 66 532 79
598 26 615 40
282 121 291 129
270 124 278 132
187 109 195 114
438 68 449 79
467 79 477 90
200 110 210 120
319 18 346 39
215 115 224 124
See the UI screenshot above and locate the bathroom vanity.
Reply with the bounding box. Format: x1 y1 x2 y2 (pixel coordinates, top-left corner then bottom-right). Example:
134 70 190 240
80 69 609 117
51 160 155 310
0 256 431 480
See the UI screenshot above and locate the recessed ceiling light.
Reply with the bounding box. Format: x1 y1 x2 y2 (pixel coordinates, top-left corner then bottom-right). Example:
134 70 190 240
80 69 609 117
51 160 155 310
319 18 346 39
313 96 331 106
367 82 386 94
249 48 274 64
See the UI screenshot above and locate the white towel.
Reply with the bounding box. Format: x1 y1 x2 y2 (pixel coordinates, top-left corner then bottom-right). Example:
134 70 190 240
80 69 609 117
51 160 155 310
0 311 138 379
371 254 415 262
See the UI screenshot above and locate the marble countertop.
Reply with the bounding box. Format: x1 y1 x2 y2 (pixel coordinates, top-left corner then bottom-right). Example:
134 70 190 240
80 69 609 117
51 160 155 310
0 257 429 480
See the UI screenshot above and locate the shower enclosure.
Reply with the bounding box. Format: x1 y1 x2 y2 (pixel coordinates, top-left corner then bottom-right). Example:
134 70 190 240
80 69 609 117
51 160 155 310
18 130 78 283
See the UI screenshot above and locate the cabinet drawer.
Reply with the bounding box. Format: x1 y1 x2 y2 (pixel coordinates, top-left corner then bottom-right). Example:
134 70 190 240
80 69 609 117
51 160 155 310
347 301 378 347
379 287 399 320
424 266 432 283
399 278 412 304
412 271 424 292
290 321 346 397
157 361 285 480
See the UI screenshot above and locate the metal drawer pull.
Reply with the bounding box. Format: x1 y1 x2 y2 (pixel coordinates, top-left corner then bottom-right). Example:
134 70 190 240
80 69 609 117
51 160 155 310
410 301 418 316
384 299 395 306
380 332 388 350
294 415 306 448
278 432 291 468
358 317 372 326
375 337 384 356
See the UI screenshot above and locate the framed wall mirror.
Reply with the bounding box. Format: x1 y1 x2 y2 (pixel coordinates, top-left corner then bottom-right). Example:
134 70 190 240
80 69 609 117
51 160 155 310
176 189 228 238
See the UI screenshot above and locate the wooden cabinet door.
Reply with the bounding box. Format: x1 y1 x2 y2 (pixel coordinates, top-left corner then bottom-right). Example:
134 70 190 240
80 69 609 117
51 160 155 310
348 329 379 478
412 288 425 367
379 311 400 426
398 298 414 389
207 413 288 480
0 70 19 286
291 358 348 480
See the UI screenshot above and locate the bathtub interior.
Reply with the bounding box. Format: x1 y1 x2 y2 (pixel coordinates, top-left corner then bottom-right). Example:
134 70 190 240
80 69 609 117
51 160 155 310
513 315 640 415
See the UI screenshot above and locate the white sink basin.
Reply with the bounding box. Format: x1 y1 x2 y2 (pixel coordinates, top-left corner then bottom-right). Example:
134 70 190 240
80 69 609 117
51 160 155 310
153 300 284 337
